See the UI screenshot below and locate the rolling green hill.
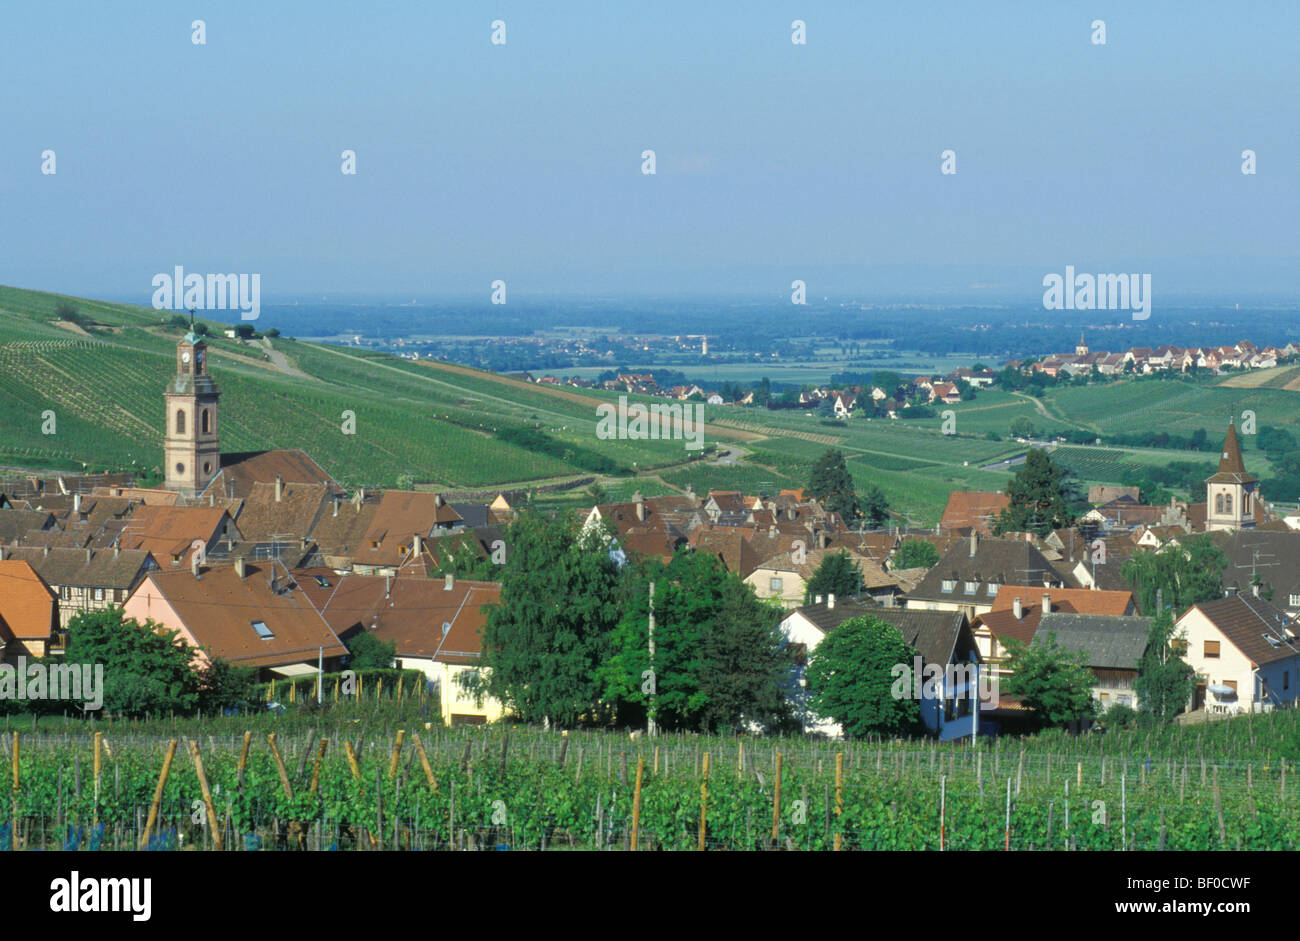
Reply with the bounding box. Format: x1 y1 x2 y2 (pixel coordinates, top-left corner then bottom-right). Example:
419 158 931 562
0 287 745 491
1 285 1290 526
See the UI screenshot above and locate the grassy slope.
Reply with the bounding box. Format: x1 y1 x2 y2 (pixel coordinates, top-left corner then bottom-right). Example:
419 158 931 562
0 287 717 489
1 286 1287 522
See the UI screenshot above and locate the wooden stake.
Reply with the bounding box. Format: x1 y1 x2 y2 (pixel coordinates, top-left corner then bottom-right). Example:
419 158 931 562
236 731 251 790
267 733 294 799
770 752 784 845
834 752 844 851
344 740 361 780
411 732 437 791
1004 777 1012 851
187 740 223 851
310 738 328 794
139 739 178 850
697 752 710 851
92 733 101 821
388 729 406 780
631 756 644 851
10 731 18 848
939 774 945 851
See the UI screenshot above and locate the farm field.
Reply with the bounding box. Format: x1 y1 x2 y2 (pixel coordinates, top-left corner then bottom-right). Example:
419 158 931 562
5 705 1299 851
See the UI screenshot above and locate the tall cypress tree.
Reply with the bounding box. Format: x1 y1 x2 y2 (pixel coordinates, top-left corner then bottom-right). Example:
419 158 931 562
809 448 862 522
994 448 1073 536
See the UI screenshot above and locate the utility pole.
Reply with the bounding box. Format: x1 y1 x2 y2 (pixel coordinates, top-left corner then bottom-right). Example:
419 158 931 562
647 581 656 737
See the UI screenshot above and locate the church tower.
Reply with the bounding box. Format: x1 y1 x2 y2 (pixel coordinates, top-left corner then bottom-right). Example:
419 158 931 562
163 329 221 495
1205 419 1257 532
1075 332 1089 356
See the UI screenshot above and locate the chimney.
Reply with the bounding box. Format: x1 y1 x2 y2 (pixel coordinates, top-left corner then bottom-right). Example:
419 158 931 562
0 547 5 561
113 540 120 559
385 573 391 599
635 492 645 522
969 532 978 557
86 547 92 563
412 533 422 556
1013 596 1022 620
444 573 455 591
1042 593 1051 615
827 593 835 609
435 493 444 507
191 554 200 579
1253 581 1261 598
209 492 215 507
73 492 82 513
333 498 339 518
42 546 49 557
234 557 246 579
275 475 284 502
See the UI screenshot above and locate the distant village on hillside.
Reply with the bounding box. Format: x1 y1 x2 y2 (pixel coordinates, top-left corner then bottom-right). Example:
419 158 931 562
511 335 1295 417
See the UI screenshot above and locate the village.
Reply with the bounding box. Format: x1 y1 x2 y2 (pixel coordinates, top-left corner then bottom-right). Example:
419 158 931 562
515 334 1297 423
0 327 1296 740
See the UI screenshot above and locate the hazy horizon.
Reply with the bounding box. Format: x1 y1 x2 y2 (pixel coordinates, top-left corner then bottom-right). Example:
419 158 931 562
2 1 1297 302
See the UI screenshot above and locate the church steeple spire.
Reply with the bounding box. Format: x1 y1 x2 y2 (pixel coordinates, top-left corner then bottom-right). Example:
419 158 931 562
163 329 221 496
1206 418 1258 532
1216 419 1248 476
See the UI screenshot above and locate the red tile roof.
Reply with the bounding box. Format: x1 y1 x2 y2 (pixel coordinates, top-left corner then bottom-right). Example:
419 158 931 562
0 560 57 642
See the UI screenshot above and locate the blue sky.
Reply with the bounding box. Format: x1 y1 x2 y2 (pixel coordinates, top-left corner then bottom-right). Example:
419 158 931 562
1 1 1296 299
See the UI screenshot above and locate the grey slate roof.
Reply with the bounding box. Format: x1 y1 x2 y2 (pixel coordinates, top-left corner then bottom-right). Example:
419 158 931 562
0 509 56 544
0 546 155 589
1032 613 1150 670
792 600 974 665
1215 531 1300 609
909 536 1077 603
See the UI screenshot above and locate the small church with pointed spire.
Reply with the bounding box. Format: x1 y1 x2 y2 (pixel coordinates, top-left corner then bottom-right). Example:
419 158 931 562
163 324 221 496
1075 332 1089 356
1204 419 1258 532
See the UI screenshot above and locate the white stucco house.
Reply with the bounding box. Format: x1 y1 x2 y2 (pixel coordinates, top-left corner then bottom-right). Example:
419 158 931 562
778 596 985 740
1174 592 1300 715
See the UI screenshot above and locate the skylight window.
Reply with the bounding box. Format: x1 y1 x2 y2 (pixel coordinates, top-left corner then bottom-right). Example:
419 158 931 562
252 620 274 639
313 576 331 588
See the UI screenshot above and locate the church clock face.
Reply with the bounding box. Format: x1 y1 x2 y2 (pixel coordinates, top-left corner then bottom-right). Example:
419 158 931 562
181 351 191 364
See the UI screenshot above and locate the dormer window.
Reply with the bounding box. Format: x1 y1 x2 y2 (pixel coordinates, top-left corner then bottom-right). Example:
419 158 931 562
369 540 380 549
941 579 956 593
964 581 977 595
